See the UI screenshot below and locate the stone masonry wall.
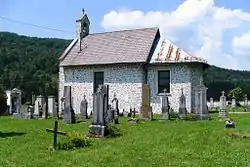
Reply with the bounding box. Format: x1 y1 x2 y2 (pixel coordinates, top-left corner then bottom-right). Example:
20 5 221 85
148 64 192 113
59 63 204 114
59 64 144 114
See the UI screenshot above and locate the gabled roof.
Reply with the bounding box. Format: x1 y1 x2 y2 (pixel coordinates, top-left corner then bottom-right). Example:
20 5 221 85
150 38 208 64
59 27 159 66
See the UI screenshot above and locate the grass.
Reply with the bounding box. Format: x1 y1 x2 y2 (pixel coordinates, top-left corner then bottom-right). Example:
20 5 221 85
1 114 250 167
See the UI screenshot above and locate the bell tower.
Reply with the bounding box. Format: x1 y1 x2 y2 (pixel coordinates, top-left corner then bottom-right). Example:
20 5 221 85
76 8 90 51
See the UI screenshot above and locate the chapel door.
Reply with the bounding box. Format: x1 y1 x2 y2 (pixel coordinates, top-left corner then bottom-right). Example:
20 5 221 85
93 72 104 93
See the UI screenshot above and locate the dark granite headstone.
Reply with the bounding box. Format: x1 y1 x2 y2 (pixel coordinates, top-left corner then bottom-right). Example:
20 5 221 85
80 94 88 119
89 85 107 136
63 86 76 124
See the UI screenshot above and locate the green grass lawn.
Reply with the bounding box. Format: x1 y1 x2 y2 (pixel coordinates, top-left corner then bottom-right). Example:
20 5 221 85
1 114 250 167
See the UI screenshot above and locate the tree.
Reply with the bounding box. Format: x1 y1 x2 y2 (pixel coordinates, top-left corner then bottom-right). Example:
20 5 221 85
227 87 244 102
0 85 7 114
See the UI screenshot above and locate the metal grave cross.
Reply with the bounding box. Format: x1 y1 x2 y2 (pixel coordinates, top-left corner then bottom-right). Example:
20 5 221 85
46 119 67 150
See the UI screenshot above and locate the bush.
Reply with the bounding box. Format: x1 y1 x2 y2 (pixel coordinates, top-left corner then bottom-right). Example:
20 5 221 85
57 132 91 150
105 124 121 137
227 87 244 102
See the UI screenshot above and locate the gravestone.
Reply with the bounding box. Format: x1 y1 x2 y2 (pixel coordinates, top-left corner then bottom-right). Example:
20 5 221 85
193 80 210 120
209 97 214 109
36 95 46 106
48 96 56 115
89 85 107 136
178 88 187 120
80 94 88 119
105 107 116 124
244 94 248 107
11 88 22 114
160 89 170 120
34 99 40 116
132 108 136 118
31 93 36 106
60 97 65 115
140 84 153 120
218 91 227 120
231 97 236 110
101 84 109 116
111 93 119 115
42 103 48 119
62 86 76 124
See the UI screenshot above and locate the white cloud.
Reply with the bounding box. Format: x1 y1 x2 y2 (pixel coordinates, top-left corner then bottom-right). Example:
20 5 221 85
101 0 250 70
233 31 250 55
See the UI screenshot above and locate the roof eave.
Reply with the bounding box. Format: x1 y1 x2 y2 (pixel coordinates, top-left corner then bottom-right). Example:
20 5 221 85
59 61 147 68
59 38 78 61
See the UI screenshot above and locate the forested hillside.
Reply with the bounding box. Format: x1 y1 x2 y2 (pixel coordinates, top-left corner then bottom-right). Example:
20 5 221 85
0 32 70 103
0 32 250 103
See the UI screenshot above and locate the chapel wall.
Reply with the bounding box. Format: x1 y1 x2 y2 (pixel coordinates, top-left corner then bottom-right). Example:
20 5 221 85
59 64 144 114
147 64 192 113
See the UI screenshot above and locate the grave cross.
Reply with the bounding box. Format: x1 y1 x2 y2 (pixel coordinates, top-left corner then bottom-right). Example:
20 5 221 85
45 119 66 150
199 77 203 85
221 91 225 96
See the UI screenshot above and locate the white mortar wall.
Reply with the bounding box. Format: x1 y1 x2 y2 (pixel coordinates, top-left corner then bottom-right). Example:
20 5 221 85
59 63 203 114
59 64 144 114
148 64 192 113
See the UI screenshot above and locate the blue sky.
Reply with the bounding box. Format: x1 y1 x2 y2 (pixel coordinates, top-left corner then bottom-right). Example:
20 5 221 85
0 0 249 39
1 0 250 70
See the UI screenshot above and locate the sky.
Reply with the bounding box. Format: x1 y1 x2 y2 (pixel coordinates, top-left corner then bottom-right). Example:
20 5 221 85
1 0 250 70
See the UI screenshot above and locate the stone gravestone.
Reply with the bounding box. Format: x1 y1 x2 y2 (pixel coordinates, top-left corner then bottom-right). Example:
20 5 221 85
209 97 214 109
178 88 187 120
111 93 119 116
63 86 76 124
48 96 56 115
105 104 116 124
11 88 22 114
89 85 107 136
231 96 236 111
160 89 170 120
31 93 36 106
42 103 48 119
80 94 88 119
140 84 153 120
218 91 227 120
36 95 46 107
244 94 248 111
193 80 210 120
34 99 40 117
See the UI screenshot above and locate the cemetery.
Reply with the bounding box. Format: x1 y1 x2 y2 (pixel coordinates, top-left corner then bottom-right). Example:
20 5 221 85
1 9 250 167
1 83 250 166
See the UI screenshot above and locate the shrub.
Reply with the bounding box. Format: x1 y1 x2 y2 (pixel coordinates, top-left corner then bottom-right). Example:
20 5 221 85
227 87 244 103
105 124 121 137
57 132 91 150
